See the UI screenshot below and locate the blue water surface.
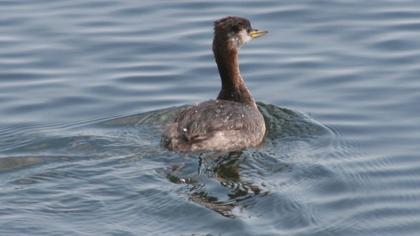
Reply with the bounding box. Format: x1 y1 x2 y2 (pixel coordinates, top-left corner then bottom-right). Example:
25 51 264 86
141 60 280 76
1 1 420 235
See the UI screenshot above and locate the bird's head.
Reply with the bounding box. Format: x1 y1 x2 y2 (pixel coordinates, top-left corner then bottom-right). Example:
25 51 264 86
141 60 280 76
213 16 268 49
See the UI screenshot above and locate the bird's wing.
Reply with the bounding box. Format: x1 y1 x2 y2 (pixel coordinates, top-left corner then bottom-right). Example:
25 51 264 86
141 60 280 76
175 100 251 143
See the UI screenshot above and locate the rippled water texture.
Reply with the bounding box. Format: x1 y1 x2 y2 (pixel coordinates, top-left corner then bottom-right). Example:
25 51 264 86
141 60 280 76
1 1 420 236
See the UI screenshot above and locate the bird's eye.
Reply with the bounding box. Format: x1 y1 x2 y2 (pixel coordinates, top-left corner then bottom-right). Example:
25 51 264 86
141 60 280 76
231 25 239 32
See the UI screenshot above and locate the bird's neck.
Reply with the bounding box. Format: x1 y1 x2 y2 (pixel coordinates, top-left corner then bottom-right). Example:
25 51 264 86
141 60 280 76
213 40 256 107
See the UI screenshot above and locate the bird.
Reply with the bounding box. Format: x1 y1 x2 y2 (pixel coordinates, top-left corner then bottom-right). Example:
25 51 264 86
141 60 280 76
161 16 268 152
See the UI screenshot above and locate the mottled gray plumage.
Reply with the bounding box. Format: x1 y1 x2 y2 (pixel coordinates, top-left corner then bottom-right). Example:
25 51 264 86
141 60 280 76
162 100 265 152
162 16 268 152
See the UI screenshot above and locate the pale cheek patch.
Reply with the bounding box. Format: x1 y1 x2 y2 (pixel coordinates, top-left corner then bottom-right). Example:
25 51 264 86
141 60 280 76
239 29 252 44
228 29 252 48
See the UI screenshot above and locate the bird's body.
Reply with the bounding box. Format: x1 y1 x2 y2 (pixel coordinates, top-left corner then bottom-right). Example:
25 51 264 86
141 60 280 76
162 16 268 152
162 100 265 152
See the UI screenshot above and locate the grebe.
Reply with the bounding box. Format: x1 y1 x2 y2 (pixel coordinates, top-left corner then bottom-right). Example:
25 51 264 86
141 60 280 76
162 16 268 152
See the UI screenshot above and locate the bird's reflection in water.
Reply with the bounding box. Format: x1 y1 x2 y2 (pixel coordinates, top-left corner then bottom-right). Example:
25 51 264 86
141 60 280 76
165 151 267 218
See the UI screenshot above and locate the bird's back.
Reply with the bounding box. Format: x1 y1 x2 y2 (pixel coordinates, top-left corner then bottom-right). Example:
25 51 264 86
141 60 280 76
162 99 265 152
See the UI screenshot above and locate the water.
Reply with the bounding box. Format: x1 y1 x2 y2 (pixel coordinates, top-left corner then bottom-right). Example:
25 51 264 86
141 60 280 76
1 0 420 235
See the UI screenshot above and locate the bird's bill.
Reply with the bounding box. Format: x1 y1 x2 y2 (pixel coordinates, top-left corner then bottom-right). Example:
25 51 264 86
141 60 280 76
249 29 268 39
